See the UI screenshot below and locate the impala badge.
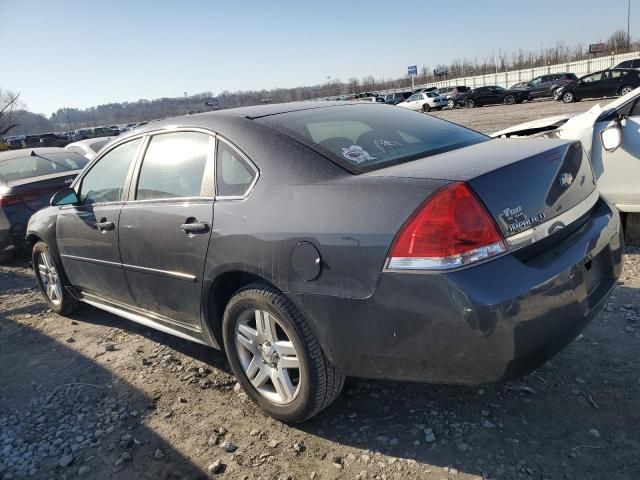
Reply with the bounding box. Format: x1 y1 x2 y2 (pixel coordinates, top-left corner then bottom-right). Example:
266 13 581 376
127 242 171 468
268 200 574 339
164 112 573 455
559 173 573 188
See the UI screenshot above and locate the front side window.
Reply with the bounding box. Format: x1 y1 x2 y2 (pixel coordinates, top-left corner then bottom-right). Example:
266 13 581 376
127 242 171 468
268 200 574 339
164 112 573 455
582 72 603 83
80 138 142 204
136 132 212 201
216 141 257 197
407 94 420 102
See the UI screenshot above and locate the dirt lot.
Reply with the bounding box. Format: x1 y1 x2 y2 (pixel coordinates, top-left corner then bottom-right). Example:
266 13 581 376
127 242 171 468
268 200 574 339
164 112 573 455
2 99 640 480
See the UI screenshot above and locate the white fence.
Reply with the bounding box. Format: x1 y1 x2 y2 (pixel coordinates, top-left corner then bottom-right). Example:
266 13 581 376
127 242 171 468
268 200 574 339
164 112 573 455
378 51 640 95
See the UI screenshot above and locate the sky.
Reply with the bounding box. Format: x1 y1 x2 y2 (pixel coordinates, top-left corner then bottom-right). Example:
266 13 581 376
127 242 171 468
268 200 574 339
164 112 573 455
0 0 636 116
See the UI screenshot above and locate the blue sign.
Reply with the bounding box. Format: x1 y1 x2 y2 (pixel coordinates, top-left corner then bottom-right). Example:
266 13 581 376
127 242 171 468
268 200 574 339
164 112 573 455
408 65 418 76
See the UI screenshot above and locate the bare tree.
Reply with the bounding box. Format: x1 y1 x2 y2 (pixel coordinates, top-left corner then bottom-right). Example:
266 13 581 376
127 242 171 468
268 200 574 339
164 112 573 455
0 89 24 136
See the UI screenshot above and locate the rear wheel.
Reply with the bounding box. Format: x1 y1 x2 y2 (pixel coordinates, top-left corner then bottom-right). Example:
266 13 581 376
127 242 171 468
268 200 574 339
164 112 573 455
447 99 455 109
32 241 78 315
619 85 634 96
222 283 345 422
465 99 476 108
561 91 575 103
422 103 431 112
504 94 516 105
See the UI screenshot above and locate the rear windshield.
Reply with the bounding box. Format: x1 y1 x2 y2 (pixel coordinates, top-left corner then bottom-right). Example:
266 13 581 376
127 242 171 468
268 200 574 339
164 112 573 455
0 152 88 182
257 104 487 172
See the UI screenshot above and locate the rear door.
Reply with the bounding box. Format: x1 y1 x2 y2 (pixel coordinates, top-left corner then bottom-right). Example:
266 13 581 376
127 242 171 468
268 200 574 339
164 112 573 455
57 138 143 303
118 130 216 328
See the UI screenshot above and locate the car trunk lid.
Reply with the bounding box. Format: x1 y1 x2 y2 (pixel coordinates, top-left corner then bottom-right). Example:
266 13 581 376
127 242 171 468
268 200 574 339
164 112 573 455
2 171 79 212
365 138 596 239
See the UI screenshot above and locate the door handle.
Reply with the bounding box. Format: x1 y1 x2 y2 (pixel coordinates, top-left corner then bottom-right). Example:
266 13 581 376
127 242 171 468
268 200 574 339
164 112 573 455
96 219 115 231
179 221 210 235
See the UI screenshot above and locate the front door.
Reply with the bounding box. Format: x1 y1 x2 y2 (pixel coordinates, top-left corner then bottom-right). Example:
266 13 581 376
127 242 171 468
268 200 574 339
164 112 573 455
577 72 605 99
57 138 143 303
118 131 215 328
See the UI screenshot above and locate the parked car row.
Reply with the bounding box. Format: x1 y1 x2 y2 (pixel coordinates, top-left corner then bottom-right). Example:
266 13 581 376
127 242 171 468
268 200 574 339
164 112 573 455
1 122 148 151
358 60 640 112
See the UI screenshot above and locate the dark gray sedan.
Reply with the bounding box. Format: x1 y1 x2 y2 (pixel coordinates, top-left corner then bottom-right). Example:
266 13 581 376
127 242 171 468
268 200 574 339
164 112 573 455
26 102 623 422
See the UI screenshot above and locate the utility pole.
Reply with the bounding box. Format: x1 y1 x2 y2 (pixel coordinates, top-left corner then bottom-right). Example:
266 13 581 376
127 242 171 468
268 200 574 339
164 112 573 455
326 76 331 97
628 0 631 49
184 92 190 113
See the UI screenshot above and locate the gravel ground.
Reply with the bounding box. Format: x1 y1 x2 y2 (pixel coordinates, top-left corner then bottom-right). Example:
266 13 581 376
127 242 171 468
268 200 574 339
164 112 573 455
1 98 639 480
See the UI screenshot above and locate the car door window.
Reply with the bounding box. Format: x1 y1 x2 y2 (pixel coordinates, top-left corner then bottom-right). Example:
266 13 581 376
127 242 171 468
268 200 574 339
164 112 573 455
216 141 257 198
79 138 142 204
407 94 420 102
136 131 213 200
582 72 603 83
529 77 542 86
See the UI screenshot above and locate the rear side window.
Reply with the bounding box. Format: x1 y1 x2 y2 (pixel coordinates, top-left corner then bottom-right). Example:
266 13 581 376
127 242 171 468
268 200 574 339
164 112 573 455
80 138 142 204
257 104 487 172
216 141 257 197
136 132 212 200
0 152 88 182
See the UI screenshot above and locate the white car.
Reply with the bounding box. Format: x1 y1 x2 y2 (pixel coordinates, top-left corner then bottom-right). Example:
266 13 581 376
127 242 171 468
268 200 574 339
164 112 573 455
493 87 640 213
64 137 113 161
398 92 448 112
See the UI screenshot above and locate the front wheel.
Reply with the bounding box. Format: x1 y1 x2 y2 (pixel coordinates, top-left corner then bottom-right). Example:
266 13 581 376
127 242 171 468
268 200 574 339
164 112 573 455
422 103 430 112
504 94 516 105
561 91 575 103
222 284 345 422
465 99 476 108
619 85 634 96
447 99 455 109
32 241 78 315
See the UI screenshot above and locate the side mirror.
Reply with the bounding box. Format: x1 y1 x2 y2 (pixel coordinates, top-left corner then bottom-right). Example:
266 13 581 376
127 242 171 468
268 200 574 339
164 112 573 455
50 187 79 206
600 124 623 152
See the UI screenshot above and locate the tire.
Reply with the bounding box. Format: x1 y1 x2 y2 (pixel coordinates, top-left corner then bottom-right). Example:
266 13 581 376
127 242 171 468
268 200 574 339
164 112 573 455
447 99 455 109
465 99 476 108
561 91 575 103
619 85 634 96
32 241 78 315
222 283 345 422
504 95 516 105
0 249 14 264
422 103 430 112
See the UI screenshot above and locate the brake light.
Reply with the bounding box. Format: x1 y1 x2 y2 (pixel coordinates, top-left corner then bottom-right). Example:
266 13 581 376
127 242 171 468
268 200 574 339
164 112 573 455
386 182 506 270
0 193 39 207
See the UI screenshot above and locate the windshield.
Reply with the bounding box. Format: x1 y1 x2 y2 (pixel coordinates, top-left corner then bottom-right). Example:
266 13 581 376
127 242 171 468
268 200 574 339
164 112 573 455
0 152 88 182
257 104 487 173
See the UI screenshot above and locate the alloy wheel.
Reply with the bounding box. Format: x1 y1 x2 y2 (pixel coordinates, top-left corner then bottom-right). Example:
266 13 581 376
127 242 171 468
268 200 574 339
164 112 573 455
562 92 574 103
37 251 62 306
621 86 633 96
447 99 455 109
235 309 301 405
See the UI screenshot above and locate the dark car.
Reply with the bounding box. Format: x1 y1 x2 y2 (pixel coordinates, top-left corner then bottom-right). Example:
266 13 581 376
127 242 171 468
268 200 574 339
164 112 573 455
555 68 640 103
510 73 578 100
0 148 88 261
613 58 640 69
384 91 412 105
26 102 622 422
437 85 471 108
457 85 528 107
38 132 70 147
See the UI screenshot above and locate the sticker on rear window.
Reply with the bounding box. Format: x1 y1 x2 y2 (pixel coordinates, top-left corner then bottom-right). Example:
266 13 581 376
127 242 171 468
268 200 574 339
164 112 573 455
341 145 376 163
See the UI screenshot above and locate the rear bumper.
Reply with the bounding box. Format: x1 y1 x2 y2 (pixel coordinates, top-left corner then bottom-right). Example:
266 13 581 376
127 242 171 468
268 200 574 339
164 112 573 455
0 209 16 253
294 197 623 384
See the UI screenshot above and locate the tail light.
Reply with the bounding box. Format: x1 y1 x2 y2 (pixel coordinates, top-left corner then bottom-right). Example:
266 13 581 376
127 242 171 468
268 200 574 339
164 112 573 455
0 193 39 207
386 182 506 270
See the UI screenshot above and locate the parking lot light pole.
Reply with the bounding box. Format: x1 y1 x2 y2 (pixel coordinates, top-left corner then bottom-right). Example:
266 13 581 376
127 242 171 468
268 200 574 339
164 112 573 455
184 91 190 113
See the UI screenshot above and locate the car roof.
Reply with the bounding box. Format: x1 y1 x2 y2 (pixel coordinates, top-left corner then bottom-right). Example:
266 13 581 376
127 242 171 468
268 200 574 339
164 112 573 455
0 147 68 161
66 136 112 148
